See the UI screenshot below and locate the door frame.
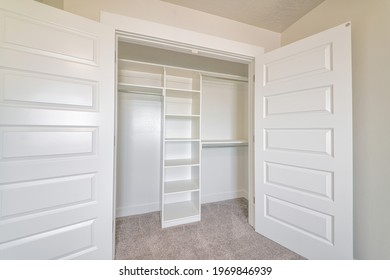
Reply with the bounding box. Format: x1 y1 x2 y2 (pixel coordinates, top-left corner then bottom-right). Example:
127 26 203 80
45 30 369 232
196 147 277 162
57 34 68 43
101 12 264 233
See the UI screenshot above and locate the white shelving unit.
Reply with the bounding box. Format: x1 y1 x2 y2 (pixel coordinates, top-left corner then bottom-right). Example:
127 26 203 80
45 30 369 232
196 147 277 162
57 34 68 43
116 57 249 229
162 67 202 228
117 59 202 228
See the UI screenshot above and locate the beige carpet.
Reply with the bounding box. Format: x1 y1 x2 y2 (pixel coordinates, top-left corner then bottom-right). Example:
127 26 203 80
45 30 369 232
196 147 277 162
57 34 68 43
115 198 305 260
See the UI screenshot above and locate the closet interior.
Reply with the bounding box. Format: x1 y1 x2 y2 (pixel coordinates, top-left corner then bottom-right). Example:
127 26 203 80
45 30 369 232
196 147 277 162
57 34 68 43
115 39 251 228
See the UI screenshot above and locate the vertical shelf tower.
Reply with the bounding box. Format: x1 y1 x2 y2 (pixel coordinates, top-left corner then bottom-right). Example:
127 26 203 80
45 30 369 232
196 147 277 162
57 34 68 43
117 59 203 228
162 67 202 228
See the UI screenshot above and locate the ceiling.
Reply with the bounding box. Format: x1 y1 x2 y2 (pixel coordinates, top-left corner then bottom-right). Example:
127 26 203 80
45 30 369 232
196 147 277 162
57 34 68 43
161 0 325 33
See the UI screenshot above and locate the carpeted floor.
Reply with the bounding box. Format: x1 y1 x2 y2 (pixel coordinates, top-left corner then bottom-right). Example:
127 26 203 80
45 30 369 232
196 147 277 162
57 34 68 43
115 198 305 260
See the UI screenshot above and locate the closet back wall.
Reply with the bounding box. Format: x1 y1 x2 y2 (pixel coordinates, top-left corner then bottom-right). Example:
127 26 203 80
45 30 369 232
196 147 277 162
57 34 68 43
201 77 248 203
118 43 248 77
116 94 162 216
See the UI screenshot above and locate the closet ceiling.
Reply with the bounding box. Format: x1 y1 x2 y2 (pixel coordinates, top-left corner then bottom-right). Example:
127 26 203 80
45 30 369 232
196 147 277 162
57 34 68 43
161 0 325 33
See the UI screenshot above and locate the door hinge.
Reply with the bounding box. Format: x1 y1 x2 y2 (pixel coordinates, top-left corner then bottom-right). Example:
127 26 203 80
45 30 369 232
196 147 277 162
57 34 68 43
253 135 255 143
253 75 255 82
253 197 255 204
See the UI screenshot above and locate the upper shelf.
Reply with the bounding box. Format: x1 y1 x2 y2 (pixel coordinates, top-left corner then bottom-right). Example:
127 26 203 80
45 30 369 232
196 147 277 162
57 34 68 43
118 59 164 89
118 83 163 95
165 67 201 91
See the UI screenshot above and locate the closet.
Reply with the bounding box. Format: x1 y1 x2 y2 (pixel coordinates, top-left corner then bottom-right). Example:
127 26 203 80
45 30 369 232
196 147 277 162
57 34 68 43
115 40 250 228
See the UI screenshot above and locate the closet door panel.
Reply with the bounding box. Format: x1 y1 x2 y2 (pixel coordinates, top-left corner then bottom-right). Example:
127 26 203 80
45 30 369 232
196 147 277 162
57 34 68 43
255 23 352 259
0 0 114 260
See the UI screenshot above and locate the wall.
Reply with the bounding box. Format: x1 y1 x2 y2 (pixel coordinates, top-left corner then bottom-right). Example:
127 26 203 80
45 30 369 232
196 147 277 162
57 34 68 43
282 0 390 259
63 0 280 51
116 94 162 217
36 0 63 9
118 42 248 76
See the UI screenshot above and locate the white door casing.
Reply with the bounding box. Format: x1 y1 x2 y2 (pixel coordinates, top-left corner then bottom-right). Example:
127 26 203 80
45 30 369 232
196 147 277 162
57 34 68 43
102 12 264 228
0 0 115 259
255 23 353 259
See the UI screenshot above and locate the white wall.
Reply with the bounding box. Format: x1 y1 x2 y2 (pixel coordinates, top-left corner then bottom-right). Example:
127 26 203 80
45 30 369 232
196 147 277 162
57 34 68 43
202 147 248 203
201 77 249 203
63 0 280 51
116 94 162 217
282 0 390 260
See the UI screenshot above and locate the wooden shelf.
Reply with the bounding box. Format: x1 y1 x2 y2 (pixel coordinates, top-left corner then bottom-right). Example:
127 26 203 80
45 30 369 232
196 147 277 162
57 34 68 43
165 138 200 142
118 83 163 95
202 139 248 148
165 90 200 116
165 67 201 92
164 179 199 194
118 59 164 89
165 159 199 167
165 115 200 140
166 88 201 93
163 201 199 222
165 114 200 118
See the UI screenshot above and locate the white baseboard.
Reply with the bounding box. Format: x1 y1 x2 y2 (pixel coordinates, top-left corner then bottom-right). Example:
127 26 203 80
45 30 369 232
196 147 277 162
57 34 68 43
201 190 248 204
116 202 160 218
116 191 248 218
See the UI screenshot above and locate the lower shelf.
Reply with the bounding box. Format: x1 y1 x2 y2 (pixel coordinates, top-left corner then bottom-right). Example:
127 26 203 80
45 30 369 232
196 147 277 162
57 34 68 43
162 201 200 228
164 179 199 194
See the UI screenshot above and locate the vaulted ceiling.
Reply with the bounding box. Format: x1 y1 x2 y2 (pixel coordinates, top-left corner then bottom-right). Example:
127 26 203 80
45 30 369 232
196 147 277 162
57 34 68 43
161 0 325 33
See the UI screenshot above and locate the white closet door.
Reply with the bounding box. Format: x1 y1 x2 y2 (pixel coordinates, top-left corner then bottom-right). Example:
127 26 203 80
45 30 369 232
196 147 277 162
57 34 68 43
255 23 352 259
0 0 114 259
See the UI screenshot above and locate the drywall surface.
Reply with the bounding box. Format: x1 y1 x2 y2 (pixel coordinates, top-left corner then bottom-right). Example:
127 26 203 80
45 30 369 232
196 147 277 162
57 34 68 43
36 0 63 9
63 0 280 51
282 0 390 259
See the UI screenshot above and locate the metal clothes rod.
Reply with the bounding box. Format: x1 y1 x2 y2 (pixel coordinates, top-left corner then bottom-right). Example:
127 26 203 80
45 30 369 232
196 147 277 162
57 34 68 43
118 90 163 97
